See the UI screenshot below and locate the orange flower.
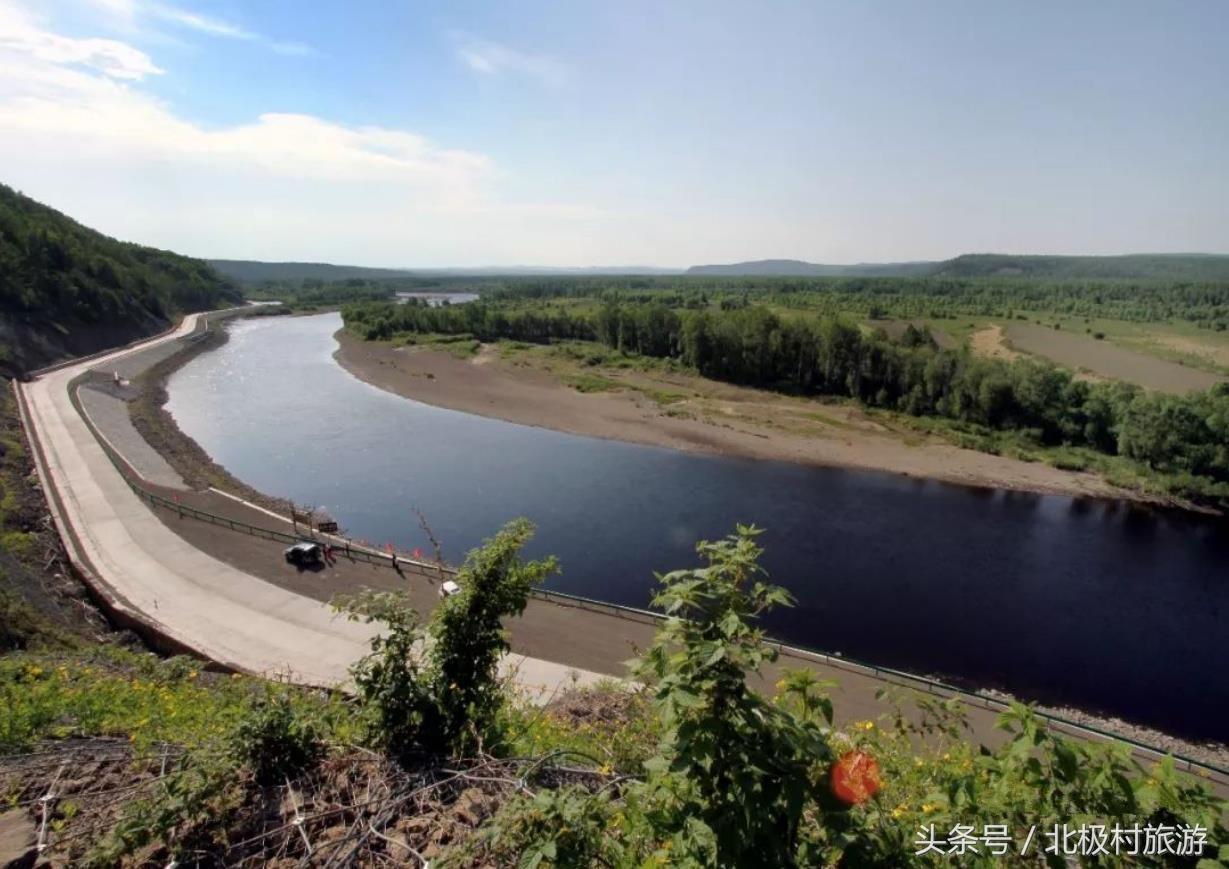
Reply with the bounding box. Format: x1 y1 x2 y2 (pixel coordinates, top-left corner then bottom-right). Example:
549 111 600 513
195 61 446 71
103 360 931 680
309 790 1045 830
831 750 881 806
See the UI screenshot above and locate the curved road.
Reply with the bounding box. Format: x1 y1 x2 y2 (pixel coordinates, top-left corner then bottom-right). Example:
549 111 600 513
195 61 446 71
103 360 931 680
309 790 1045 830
17 312 606 695
14 310 1228 787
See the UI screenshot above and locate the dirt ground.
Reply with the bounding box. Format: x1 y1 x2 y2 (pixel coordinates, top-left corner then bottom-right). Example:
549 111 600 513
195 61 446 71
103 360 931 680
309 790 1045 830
136 484 959 732
333 330 1142 504
129 486 1229 771
1003 322 1225 393
969 325 1022 361
49 333 1229 771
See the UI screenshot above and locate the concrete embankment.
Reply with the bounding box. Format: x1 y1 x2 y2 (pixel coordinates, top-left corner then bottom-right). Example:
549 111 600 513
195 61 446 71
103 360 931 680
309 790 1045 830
17 310 1229 782
17 312 608 697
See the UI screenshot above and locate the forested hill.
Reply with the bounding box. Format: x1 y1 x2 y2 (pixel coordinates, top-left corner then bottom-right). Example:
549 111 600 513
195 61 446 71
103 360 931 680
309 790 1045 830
688 253 1229 280
687 259 937 277
0 184 242 377
932 253 1229 280
208 259 417 285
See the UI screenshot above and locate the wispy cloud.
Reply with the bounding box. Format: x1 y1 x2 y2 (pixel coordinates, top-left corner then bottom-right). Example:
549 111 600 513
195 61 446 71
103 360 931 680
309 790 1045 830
84 0 317 56
0 1 161 79
149 4 254 40
0 0 614 267
453 33 569 87
0 0 624 269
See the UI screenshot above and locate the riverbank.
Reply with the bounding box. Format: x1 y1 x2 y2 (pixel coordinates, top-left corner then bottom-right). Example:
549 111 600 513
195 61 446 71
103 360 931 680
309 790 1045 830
125 308 296 517
71 312 1228 769
334 330 1169 507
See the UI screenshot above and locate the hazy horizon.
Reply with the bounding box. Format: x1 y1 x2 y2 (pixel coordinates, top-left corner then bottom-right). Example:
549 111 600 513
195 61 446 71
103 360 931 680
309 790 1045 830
2 0 1226 268
203 251 1229 274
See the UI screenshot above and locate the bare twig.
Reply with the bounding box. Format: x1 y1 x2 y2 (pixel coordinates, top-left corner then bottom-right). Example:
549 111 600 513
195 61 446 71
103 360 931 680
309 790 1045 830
36 760 68 854
412 507 448 583
285 775 313 857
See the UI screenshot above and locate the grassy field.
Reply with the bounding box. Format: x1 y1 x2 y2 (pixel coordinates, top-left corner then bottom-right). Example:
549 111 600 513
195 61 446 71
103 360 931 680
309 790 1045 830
1009 314 1229 377
407 291 1229 393
860 312 1229 392
1001 321 1224 392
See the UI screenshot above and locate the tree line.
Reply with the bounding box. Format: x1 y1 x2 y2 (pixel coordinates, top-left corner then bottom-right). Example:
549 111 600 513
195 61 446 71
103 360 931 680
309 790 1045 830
0 183 242 375
267 269 1229 329
344 298 1229 505
484 276 1229 328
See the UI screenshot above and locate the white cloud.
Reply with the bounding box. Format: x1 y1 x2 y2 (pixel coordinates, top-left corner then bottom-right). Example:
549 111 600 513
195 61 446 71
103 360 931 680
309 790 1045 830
149 4 254 40
0 1 616 266
453 33 569 87
82 0 317 56
0 2 161 79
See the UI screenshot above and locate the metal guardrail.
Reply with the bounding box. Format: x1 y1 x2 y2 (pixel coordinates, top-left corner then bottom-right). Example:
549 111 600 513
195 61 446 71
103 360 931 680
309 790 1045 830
131 482 428 571
529 585 1229 782
112 461 1229 781
50 312 1229 785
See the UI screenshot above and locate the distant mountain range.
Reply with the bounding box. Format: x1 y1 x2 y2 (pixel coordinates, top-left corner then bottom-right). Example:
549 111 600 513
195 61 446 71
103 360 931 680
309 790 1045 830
686 259 935 277
208 260 681 284
687 253 1229 280
211 252 1229 285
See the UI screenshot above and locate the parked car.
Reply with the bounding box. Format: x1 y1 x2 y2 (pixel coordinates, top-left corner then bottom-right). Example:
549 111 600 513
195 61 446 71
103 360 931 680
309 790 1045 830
439 580 461 598
284 541 322 566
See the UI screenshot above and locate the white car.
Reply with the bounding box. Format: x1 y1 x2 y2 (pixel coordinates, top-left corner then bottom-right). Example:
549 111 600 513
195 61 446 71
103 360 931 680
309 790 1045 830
439 580 461 598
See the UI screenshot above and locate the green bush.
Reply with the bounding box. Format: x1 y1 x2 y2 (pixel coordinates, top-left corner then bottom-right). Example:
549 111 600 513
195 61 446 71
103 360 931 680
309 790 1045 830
476 526 1228 868
336 518 557 759
228 689 323 783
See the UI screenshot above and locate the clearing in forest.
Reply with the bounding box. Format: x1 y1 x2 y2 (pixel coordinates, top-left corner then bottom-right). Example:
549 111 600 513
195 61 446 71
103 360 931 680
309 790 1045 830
969 325 1021 361
1002 322 1225 393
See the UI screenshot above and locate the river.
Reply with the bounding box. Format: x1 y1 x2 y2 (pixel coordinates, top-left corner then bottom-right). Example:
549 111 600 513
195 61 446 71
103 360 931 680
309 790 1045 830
166 312 1228 742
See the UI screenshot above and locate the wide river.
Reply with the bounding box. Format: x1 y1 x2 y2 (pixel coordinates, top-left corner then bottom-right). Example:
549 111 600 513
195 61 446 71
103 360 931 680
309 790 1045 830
167 313 1228 742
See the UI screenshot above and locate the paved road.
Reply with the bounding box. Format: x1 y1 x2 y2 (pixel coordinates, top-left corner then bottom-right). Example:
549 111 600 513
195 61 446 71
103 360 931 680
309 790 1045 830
18 313 607 697
17 311 1228 787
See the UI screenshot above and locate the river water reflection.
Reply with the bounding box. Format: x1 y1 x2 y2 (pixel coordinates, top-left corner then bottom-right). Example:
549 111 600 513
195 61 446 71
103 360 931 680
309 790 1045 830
166 313 1229 741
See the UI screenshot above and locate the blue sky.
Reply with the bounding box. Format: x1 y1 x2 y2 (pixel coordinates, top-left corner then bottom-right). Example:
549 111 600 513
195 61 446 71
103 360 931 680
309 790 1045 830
1 0 1225 266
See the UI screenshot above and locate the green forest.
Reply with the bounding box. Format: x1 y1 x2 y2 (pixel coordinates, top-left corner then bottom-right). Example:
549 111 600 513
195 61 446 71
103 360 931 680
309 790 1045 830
474 275 1229 328
0 184 242 376
344 295 1229 507
246 270 1229 330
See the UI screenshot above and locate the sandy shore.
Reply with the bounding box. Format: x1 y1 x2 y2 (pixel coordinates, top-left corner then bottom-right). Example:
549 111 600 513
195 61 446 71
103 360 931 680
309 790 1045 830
61 318 1226 768
334 331 1153 505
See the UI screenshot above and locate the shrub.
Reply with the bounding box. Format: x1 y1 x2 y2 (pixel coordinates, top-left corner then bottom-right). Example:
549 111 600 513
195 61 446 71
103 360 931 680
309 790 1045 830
483 526 1228 868
336 587 435 762
633 525 833 866
427 518 558 754
229 690 323 784
336 518 557 759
